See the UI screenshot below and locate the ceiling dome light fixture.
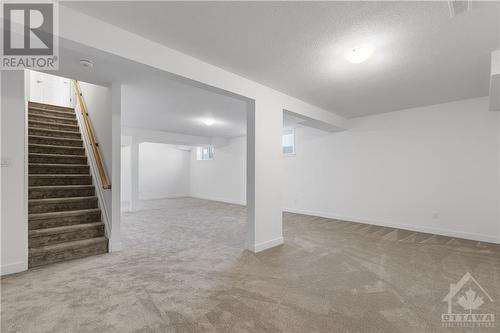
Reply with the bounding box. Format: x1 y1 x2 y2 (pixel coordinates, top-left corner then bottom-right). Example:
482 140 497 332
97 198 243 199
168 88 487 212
79 59 94 68
344 46 375 64
203 118 215 126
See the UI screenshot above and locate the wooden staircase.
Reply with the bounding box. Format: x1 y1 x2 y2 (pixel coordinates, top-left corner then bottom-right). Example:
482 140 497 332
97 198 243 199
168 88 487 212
28 101 108 268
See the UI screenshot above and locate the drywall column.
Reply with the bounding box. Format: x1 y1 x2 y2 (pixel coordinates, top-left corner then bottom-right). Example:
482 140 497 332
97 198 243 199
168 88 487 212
490 50 500 235
246 99 284 252
109 82 122 252
1 70 29 275
130 139 139 211
490 49 500 111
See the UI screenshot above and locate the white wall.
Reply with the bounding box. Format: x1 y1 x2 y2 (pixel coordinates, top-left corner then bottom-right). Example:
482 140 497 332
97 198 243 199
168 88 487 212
178 97 500 244
139 143 190 200
1 70 29 275
110 83 122 251
121 145 131 205
79 82 112 176
190 136 246 205
121 142 191 206
283 97 499 243
29 71 72 107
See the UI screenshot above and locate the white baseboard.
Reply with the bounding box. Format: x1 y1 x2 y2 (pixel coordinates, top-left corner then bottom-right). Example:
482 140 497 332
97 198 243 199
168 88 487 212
109 239 122 252
1 261 28 276
122 196 191 212
283 207 500 244
247 236 284 253
140 194 190 201
190 195 246 206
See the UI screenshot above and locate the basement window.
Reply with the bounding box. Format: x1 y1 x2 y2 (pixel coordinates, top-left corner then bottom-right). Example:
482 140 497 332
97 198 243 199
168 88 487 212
282 129 295 155
196 146 215 160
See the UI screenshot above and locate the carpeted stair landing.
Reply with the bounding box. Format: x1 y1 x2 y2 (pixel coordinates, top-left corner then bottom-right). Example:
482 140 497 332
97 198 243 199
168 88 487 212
28 101 108 268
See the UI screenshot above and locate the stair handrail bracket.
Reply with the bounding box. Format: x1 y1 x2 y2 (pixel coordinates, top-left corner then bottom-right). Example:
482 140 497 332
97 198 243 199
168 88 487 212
72 80 111 190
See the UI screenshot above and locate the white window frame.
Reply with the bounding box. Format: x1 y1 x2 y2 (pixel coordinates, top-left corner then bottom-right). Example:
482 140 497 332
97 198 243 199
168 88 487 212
196 146 215 160
282 128 295 156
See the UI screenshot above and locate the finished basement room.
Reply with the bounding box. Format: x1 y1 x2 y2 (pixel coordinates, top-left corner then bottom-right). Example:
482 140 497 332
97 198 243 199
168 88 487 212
1 1 499 332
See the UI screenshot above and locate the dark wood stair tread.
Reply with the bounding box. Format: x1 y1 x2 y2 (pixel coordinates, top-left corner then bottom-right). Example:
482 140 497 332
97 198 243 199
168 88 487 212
28 119 79 127
29 196 97 203
28 208 102 230
29 163 89 170
29 108 76 117
28 113 78 123
28 127 81 136
29 237 107 255
28 135 82 143
29 222 104 237
28 120 80 132
29 207 101 221
29 153 87 161
29 185 94 190
29 174 92 179
28 102 75 112
29 143 85 150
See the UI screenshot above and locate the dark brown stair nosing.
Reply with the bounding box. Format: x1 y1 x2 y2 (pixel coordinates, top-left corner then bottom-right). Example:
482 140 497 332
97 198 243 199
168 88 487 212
28 135 83 145
28 222 105 248
29 174 92 186
29 163 89 170
29 168 90 176
29 143 85 151
28 154 88 166
29 222 104 237
29 185 94 190
28 102 75 113
28 108 76 118
28 120 79 131
29 208 101 221
29 174 92 178
28 174 92 184
28 196 98 214
29 237 108 256
29 196 98 204
29 153 87 159
29 144 86 157
28 185 95 199
29 208 101 230
29 119 79 127
28 113 78 124
28 239 108 267
28 127 82 139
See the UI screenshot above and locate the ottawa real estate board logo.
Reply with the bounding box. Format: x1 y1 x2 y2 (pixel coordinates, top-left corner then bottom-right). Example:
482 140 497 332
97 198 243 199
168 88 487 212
442 272 495 328
1 1 59 70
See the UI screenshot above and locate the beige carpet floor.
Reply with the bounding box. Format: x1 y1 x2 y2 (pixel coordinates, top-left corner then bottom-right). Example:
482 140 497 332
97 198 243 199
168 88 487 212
1 197 499 332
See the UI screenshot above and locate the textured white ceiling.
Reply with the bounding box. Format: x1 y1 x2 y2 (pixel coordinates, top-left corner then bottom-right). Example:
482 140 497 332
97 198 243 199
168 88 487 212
63 1 500 118
54 40 248 138
121 76 248 138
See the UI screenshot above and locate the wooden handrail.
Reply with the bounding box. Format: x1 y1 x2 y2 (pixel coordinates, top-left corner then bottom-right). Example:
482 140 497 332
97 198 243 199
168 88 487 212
72 80 111 190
